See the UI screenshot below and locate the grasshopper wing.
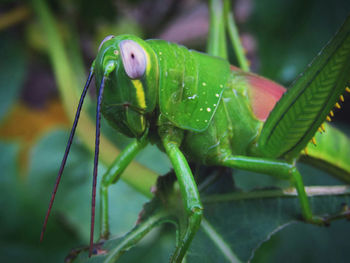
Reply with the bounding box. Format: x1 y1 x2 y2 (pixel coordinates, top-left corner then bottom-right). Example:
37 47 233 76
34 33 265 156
258 15 350 159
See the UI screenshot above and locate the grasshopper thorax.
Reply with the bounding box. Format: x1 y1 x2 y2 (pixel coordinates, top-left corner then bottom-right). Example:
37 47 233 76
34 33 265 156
94 35 159 138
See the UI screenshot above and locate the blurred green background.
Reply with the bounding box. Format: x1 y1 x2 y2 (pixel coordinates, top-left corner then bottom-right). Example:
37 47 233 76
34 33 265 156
1 0 350 262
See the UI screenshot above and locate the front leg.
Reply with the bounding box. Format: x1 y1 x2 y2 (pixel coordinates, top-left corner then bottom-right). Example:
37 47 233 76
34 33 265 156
161 127 203 262
100 133 149 239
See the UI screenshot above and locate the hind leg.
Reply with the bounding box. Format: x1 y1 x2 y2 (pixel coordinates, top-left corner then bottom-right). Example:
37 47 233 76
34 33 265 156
221 155 325 224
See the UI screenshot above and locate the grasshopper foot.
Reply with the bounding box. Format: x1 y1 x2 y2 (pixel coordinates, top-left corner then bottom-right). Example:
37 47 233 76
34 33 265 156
320 203 350 224
304 203 350 226
305 215 330 226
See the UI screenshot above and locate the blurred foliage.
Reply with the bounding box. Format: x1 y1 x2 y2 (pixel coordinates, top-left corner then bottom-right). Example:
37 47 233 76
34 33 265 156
0 34 26 122
249 0 350 85
0 0 350 262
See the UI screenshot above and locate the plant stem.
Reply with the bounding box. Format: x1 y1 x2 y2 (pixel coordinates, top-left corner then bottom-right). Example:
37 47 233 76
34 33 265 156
207 0 228 59
202 185 350 203
224 0 250 71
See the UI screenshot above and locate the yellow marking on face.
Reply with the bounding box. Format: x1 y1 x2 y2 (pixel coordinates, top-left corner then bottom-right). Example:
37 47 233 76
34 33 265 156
132 79 146 109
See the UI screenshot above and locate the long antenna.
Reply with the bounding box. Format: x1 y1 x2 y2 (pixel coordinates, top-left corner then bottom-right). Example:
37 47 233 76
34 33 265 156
89 76 106 256
40 69 94 242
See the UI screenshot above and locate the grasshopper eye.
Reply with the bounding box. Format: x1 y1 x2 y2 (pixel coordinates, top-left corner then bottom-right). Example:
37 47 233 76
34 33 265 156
119 40 146 79
98 35 115 51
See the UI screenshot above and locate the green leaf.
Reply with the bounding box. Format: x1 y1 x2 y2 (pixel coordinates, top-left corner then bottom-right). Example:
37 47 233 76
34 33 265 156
0 140 79 263
253 220 350 263
0 141 20 233
66 167 350 262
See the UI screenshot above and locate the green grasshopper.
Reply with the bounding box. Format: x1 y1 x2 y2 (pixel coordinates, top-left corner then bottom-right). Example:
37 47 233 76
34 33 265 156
40 1 350 262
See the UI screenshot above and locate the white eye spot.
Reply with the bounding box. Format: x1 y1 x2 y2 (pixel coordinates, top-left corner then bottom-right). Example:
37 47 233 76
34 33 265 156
207 107 211 112
215 93 220 97
98 35 115 51
200 108 203 111
202 82 207 86
119 40 147 79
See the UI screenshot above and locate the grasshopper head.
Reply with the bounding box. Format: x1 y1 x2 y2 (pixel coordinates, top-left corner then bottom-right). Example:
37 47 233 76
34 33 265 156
41 35 159 256
94 35 158 137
